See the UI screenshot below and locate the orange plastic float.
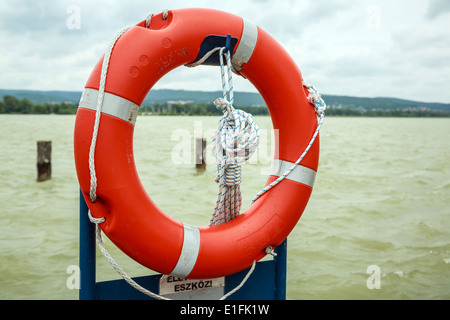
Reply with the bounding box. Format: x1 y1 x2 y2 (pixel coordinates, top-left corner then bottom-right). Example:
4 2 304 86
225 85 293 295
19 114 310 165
74 8 320 279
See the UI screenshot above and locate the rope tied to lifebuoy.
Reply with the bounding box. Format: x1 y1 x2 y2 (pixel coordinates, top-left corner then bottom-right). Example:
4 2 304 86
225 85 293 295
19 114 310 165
86 10 190 301
82 9 326 299
251 81 326 204
303 82 326 117
209 48 260 226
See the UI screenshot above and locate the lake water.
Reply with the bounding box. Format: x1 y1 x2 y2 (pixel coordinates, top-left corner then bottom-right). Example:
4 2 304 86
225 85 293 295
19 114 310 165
0 114 449 300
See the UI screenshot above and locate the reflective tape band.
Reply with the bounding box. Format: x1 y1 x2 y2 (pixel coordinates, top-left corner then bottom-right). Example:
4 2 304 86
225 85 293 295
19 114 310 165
271 159 317 188
232 19 258 71
78 88 139 125
170 224 200 278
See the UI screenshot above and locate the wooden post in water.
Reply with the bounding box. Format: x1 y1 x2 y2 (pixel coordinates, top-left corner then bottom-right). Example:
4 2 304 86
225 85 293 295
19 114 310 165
195 138 206 170
37 141 51 182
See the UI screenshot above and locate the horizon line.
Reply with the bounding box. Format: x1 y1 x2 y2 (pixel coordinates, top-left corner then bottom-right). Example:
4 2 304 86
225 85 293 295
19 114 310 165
0 87 448 105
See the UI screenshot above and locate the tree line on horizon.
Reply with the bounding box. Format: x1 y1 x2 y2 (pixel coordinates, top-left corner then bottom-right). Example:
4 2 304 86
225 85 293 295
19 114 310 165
1 95 449 117
0 95 77 114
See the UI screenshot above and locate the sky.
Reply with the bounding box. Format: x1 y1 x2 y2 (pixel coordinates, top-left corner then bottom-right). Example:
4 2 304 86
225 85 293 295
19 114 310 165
0 0 449 103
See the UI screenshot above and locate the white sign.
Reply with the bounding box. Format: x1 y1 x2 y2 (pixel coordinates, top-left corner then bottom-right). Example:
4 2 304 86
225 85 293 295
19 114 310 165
159 275 225 296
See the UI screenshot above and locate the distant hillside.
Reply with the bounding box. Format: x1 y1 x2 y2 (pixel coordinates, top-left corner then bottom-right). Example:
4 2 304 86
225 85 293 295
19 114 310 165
0 89 82 105
323 95 450 112
0 89 265 106
144 89 266 106
1 88 449 112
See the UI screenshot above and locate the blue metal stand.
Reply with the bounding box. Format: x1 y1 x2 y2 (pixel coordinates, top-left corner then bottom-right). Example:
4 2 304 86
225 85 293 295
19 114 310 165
79 191 287 300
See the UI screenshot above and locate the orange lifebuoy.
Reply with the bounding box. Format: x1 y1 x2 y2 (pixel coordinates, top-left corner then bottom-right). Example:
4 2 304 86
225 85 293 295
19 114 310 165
74 8 320 279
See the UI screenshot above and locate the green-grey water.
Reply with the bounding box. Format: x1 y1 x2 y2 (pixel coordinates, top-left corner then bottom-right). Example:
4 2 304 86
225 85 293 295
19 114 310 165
0 114 449 300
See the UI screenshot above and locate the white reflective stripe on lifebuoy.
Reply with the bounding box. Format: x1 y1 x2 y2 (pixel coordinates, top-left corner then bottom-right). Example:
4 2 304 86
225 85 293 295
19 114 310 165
78 88 139 125
232 19 258 71
170 224 201 278
271 159 316 188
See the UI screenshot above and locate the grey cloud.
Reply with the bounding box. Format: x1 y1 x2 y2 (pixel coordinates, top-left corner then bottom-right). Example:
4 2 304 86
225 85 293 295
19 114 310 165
426 0 450 19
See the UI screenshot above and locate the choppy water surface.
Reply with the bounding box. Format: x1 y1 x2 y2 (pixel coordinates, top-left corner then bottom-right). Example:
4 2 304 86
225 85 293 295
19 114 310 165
0 114 449 299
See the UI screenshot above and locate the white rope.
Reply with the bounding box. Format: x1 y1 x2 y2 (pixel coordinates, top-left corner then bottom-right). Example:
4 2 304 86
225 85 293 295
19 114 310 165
184 45 241 75
86 11 173 301
251 81 326 203
184 47 221 68
219 48 234 104
185 44 326 298
210 98 260 225
187 45 259 296
145 9 169 28
303 82 327 117
88 25 131 203
89 208 258 300
209 48 260 226
88 212 171 300
265 246 278 257
219 260 256 300
90 205 257 300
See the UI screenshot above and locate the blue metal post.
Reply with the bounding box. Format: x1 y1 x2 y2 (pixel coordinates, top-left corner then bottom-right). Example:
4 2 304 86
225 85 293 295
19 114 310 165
274 239 287 300
79 191 96 300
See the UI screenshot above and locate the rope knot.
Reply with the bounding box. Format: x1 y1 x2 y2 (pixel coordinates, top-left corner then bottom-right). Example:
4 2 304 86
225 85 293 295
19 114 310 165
210 103 259 226
214 97 232 113
212 105 259 167
209 46 260 226
303 82 327 117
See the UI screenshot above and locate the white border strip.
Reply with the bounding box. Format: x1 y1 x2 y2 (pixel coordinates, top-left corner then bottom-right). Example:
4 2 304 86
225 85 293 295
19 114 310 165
232 19 258 71
170 224 201 278
78 88 139 125
271 159 316 188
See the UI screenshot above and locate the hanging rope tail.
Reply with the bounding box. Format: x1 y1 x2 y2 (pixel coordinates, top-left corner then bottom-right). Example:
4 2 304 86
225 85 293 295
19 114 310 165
209 48 260 226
